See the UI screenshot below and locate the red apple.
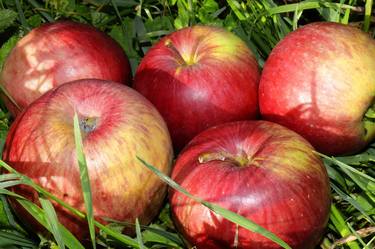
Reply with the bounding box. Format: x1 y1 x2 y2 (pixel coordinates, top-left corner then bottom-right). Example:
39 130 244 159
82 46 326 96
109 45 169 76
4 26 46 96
0 21 131 116
259 22 375 155
2 79 173 240
169 120 331 249
133 25 260 151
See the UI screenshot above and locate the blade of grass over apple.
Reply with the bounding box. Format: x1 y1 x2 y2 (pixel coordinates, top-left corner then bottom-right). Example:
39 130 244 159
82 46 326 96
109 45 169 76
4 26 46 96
17 198 85 249
137 157 292 249
104 218 185 248
0 160 142 248
73 112 96 249
39 196 65 249
135 218 145 249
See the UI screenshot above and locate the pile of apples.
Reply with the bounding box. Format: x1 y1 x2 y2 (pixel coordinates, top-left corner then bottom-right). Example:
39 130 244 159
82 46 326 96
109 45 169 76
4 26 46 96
1 19 374 249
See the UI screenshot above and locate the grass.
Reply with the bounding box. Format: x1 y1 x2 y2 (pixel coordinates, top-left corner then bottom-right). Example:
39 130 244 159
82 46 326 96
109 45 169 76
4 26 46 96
0 0 374 248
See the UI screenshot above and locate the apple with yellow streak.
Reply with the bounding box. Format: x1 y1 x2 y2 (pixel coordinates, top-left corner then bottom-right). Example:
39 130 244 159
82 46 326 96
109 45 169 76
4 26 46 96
0 21 131 116
169 120 331 249
259 22 375 155
2 79 173 240
134 25 260 151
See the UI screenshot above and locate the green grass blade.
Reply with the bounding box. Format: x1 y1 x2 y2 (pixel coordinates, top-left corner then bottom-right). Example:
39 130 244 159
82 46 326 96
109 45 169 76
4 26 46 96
14 0 30 31
135 218 145 249
330 203 361 249
267 1 358 15
96 222 143 248
331 183 374 223
39 196 65 249
318 153 375 190
137 157 292 249
364 0 373 32
17 198 85 249
226 0 246 20
27 0 54 22
0 160 141 248
0 173 19 182
0 230 37 248
0 180 23 189
73 112 96 249
0 194 18 227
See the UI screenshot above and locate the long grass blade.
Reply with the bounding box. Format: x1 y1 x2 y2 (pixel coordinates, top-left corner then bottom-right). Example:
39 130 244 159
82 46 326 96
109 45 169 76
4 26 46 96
330 203 361 249
267 1 358 15
0 160 141 248
0 194 18 227
27 0 54 22
73 112 96 249
135 218 145 249
14 0 30 31
331 183 374 223
17 198 85 249
364 0 373 32
39 196 65 249
137 157 292 249
0 230 37 248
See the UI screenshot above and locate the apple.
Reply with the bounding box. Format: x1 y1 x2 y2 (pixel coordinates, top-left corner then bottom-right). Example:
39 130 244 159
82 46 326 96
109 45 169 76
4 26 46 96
2 79 173 241
259 22 375 156
169 120 331 249
0 20 131 116
133 25 260 151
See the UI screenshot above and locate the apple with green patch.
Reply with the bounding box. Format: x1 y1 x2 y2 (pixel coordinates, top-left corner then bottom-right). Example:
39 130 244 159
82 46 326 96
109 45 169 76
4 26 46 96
2 79 173 240
134 25 260 151
0 21 131 116
259 22 375 155
169 120 331 249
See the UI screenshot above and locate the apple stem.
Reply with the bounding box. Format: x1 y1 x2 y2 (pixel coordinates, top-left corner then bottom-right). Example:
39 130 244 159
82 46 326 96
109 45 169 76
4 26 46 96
198 151 250 167
164 39 188 66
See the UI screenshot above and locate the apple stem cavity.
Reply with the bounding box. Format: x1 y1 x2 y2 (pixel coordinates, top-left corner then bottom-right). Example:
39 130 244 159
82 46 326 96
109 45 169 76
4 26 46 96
79 117 98 133
164 39 196 67
198 151 251 168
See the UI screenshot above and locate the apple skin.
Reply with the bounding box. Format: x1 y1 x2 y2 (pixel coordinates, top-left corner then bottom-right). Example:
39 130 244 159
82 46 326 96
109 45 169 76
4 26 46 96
259 22 375 156
0 20 131 116
2 79 173 241
133 25 260 152
169 120 330 249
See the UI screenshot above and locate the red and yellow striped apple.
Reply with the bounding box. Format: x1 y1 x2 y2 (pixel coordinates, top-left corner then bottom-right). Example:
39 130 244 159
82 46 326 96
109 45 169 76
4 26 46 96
169 121 330 249
134 25 260 151
0 21 131 116
2 79 173 240
259 22 375 155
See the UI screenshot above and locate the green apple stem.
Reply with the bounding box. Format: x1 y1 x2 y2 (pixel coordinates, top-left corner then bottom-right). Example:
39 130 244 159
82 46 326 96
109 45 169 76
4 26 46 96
198 151 250 167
